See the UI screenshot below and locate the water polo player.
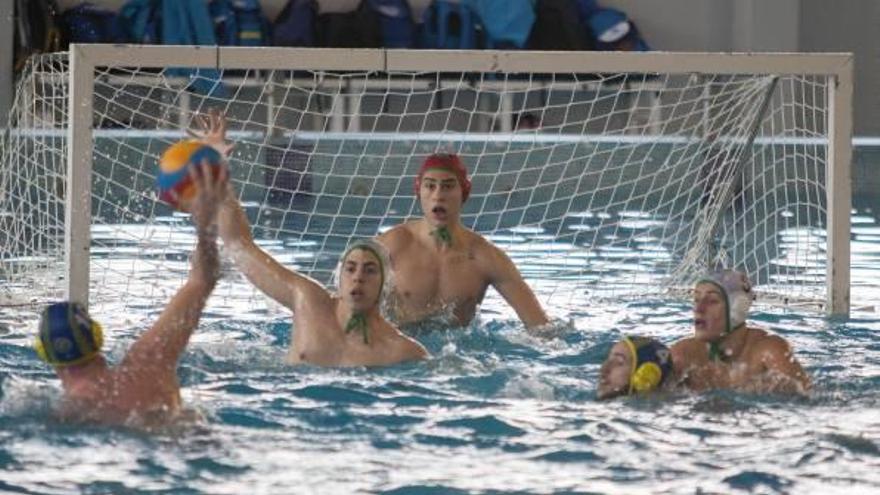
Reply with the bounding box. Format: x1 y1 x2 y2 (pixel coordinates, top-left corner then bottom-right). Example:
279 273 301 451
376 153 550 330
670 269 811 394
35 161 227 426
598 336 674 400
192 111 427 367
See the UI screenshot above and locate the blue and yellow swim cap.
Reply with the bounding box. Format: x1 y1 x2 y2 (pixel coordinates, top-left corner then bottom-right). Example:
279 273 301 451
622 336 673 394
35 302 104 367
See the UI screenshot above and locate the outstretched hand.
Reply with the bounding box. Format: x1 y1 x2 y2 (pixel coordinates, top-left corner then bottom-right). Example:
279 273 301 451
188 160 228 240
188 109 235 157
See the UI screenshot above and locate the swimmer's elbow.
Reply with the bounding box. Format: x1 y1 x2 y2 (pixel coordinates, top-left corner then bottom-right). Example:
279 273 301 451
799 381 812 397
410 342 430 361
195 262 221 287
762 369 812 396
795 372 812 394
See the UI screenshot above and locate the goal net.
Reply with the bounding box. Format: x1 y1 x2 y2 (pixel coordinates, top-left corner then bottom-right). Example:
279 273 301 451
0 46 852 317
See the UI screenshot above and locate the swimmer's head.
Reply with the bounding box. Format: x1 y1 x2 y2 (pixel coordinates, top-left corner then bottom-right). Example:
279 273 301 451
333 239 393 315
415 154 471 226
598 336 672 400
35 302 104 367
693 269 754 340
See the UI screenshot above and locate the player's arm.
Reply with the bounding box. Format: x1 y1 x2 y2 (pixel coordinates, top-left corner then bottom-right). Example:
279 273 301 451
123 163 225 370
217 192 329 311
192 110 329 311
757 334 811 394
486 244 550 330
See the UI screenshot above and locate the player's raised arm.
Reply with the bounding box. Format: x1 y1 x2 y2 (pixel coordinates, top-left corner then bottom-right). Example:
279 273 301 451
124 161 226 371
190 110 328 311
217 191 329 312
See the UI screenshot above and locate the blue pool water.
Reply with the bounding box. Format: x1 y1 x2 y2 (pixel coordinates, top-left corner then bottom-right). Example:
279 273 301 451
1 208 879 493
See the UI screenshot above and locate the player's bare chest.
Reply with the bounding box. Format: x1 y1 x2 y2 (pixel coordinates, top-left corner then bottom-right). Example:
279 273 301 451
394 246 485 293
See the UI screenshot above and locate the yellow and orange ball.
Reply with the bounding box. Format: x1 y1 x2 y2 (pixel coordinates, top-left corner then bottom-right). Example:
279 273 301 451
156 140 224 210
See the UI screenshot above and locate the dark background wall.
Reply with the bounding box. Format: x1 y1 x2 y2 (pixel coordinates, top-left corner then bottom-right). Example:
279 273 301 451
3 0 876 135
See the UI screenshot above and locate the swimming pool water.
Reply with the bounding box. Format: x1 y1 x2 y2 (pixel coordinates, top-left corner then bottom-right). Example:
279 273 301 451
1 207 878 494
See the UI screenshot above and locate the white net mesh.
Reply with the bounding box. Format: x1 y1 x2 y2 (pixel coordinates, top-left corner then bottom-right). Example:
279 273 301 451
0 49 838 315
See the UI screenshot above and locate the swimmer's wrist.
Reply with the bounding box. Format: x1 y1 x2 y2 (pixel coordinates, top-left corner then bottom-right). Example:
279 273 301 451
192 240 220 283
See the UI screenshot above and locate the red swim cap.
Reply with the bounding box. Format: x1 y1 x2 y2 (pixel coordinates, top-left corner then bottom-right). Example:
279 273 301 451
413 153 471 202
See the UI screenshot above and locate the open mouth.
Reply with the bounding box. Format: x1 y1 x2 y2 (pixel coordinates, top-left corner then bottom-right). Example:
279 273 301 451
431 206 447 220
694 318 706 328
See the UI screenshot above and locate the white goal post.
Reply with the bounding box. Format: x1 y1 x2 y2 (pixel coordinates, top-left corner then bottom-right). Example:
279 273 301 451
0 44 852 316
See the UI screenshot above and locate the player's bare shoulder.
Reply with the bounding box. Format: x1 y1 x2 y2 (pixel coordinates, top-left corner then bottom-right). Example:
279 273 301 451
393 331 429 362
469 232 520 275
464 229 498 256
377 220 419 252
670 337 705 360
746 327 790 360
669 336 715 374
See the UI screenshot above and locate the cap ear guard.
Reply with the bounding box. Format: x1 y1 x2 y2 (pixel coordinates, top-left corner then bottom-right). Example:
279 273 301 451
630 361 663 393
623 336 672 395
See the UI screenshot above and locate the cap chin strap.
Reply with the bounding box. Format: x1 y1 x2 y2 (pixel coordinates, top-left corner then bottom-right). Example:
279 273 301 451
699 279 733 362
708 322 746 362
623 337 639 395
345 312 369 344
431 225 452 246
338 242 387 340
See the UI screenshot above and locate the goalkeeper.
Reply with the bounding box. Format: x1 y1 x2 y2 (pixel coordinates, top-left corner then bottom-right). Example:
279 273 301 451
376 153 550 331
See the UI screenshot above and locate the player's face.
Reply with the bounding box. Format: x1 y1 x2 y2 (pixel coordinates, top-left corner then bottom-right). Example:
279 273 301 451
339 248 383 313
419 169 463 227
597 341 633 399
693 283 727 341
